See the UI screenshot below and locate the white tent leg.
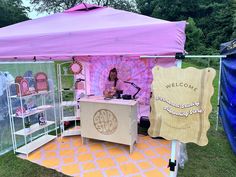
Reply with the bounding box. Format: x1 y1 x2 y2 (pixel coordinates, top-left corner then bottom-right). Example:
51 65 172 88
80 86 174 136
176 59 182 68
216 58 222 131
170 140 177 177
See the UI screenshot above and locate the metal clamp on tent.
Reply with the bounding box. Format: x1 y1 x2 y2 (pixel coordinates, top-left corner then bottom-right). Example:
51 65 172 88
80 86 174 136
175 53 185 60
168 159 177 171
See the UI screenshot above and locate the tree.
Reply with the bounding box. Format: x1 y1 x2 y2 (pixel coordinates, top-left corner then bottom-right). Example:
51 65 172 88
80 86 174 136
0 0 29 28
196 1 235 50
135 0 157 16
232 16 236 39
185 18 205 54
151 0 200 21
29 0 83 13
30 0 137 13
136 0 201 20
105 0 137 12
136 0 235 55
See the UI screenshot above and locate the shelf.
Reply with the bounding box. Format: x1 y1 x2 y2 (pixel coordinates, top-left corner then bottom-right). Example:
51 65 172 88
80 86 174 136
14 121 55 136
12 105 54 118
61 101 78 107
58 62 85 138
58 73 85 76
62 126 81 136
60 89 75 92
8 79 58 156
58 74 74 76
15 135 56 155
61 116 80 122
10 90 53 99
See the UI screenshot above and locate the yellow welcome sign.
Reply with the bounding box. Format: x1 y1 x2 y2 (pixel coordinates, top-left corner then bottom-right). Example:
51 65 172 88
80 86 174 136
148 66 216 146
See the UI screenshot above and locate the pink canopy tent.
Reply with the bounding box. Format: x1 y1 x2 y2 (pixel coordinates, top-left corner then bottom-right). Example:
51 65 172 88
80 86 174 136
0 3 187 117
0 3 186 60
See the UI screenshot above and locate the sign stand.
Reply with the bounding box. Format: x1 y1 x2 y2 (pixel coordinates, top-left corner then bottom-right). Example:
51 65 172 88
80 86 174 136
169 140 177 177
140 53 224 132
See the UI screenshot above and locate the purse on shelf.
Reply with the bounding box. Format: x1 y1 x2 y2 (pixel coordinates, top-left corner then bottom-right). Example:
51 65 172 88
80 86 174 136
15 76 23 96
34 72 49 92
15 76 30 96
15 107 26 116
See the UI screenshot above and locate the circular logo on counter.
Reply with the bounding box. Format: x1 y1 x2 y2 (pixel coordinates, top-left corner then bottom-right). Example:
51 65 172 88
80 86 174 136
93 109 118 135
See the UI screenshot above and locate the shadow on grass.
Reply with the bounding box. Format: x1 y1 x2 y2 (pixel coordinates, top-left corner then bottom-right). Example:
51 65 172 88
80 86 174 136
0 151 69 177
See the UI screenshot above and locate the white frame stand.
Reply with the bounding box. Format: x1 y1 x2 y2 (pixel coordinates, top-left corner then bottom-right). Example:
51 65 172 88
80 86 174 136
169 140 178 177
7 78 58 157
57 61 87 137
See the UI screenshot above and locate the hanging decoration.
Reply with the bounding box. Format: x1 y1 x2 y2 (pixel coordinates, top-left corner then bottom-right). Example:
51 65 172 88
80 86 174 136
70 61 83 74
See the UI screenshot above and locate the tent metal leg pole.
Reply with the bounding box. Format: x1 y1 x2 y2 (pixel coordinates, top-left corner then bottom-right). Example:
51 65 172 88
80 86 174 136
170 140 177 177
176 59 182 68
216 58 222 131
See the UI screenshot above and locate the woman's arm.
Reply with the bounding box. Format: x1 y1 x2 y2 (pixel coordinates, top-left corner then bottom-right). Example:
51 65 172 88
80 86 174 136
104 87 116 98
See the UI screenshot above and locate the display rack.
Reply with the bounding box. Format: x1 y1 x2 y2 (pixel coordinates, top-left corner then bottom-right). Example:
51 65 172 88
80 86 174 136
7 80 58 157
57 61 87 137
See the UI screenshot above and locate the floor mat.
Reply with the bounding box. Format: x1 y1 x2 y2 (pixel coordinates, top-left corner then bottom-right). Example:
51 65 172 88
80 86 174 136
19 135 171 177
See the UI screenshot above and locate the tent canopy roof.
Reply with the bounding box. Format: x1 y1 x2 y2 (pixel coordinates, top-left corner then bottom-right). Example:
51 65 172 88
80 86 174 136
64 3 102 12
0 3 186 60
220 39 236 56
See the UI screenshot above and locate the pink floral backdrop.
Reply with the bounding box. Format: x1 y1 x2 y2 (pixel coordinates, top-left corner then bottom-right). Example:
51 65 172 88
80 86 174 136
77 56 176 108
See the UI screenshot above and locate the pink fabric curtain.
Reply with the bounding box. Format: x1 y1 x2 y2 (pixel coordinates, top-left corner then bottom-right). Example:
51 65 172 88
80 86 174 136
76 56 176 106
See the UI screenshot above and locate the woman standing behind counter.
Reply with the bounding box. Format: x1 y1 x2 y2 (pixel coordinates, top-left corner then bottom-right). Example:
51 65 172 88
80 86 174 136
103 68 123 98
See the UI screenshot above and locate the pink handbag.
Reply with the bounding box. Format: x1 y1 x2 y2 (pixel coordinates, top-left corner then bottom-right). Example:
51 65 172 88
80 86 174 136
34 72 49 92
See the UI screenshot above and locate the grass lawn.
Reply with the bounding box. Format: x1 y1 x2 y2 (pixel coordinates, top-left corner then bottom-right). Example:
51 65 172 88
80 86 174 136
178 62 236 177
0 152 69 177
0 61 235 177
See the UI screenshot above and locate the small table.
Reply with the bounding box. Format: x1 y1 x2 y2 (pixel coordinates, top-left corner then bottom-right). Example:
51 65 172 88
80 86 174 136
79 96 138 153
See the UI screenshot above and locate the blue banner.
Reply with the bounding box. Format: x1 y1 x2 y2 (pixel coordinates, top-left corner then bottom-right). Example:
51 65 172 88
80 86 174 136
219 57 236 155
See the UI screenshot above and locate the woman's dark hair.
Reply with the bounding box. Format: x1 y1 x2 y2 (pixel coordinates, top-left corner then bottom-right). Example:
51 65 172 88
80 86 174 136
108 68 118 86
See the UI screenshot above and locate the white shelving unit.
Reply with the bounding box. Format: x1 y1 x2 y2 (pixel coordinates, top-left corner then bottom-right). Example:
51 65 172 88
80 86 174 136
57 61 87 137
7 80 58 157
15 135 56 154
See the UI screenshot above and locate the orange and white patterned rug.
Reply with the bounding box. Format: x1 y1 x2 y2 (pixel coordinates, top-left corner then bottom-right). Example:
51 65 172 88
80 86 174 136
19 135 172 177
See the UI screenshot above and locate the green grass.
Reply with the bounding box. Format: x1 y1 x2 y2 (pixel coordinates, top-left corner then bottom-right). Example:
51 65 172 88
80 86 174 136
54 61 74 90
0 152 69 177
0 61 236 177
178 61 236 177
